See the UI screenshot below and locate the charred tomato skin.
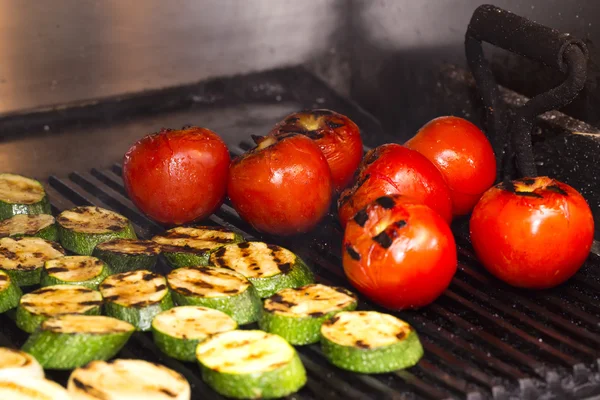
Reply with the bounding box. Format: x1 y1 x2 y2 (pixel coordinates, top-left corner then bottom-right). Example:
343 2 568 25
470 177 594 289
339 144 453 228
228 134 333 236
343 195 457 310
123 127 230 225
269 109 363 192
405 116 496 216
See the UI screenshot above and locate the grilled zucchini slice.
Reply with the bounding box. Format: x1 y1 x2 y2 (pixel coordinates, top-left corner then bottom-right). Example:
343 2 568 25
259 284 357 345
167 266 261 325
67 359 191 400
92 238 160 273
152 225 243 268
0 214 57 241
16 285 103 333
0 270 22 313
196 330 307 399
0 377 70 400
41 256 111 289
0 347 44 380
57 206 137 255
0 237 65 286
320 311 423 373
152 305 237 362
21 314 135 370
210 241 314 298
0 173 51 221
99 270 173 331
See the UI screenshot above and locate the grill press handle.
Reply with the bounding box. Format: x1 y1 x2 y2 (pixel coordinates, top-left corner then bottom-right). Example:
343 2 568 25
464 4 588 180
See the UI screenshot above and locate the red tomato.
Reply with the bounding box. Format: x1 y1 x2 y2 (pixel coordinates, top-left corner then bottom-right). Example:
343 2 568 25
343 195 457 309
339 144 453 228
470 177 594 289
123 127 230 225
268 109 363 191
228 133 332 236
405 116 496 215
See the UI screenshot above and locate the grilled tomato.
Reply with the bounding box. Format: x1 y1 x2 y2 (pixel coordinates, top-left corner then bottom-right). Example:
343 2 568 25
343 195 457 309
405 116 496 216
268 109 363 191
338 144 453 228
470 177 594 289
123 127 230 225
228 133 332 236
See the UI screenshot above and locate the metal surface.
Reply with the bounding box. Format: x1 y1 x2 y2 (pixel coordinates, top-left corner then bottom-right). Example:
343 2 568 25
1 67 600 399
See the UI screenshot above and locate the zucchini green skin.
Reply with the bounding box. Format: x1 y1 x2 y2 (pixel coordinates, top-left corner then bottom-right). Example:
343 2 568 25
152 327 200 362
321 329 424 373
16 303 101 333
21 325 134 370
0 272 22 313
104 292 174 331
4 267 42 287
259 303 357 346
92 248 157 274
40 262 111 290
58 222 137 256
249 258 314 298
0 196 51 221
199 351 306 399
171 285 261 325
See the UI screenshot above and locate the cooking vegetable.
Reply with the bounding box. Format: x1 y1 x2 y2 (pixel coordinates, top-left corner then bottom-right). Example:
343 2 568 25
228 133 333 236
41 256 111 289
0 271 22 313
0 214 57 241
57 206 137 255
152 225 243 268
209 241 314 298
259 284 357 345
0 237 65 286
99 270 173 331
196 330 307 399
16 285 103 333
67 359 191 400
320 311 423 373
92 238 160 273
470 177 594 289
167 266 261 325
21 314 135 370
268 109 363 191
343 195 457 309
0 173 51 221
405 116 496 215
123 126 230 225
0 377 70 399
0 347 44 380
338 143 453 228
152 305 237 361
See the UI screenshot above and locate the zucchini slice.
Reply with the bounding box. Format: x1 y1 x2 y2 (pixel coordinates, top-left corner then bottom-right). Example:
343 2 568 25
57 206 137 255
320 311 424 373
0 347 44 380
16 285 103 333
196 330 307 399
92 238 160 273
210 241 314 298
67 359 191 400
259 284 358 345
0 270 22 313
167 266 261 325
0 173 51 221
0 214 57 241
0 377 71 400
152 225 243 268
21 314 135 370
0 237 66 286
99 270 173 331
152 305 237 362
41 256 111 289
